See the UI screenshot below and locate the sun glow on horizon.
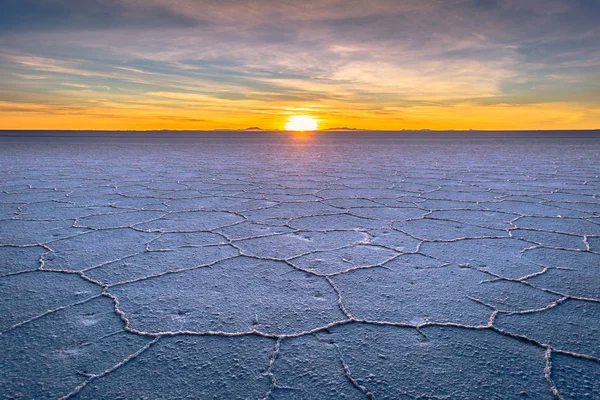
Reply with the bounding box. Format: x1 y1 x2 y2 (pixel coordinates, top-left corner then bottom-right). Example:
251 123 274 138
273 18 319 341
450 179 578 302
285 116 319 131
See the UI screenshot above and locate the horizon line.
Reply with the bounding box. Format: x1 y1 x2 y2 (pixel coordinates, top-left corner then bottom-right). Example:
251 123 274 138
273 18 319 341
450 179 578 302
1 129 600 133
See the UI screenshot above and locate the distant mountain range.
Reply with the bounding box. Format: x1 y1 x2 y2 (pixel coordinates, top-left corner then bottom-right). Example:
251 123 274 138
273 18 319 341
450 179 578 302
321 127 366 131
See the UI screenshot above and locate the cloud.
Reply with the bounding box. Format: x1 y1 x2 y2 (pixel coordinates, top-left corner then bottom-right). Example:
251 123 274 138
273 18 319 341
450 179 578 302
0 0 599 129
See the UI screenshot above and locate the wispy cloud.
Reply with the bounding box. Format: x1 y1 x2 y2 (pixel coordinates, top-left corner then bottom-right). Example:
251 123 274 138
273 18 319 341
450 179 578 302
1 0 599 129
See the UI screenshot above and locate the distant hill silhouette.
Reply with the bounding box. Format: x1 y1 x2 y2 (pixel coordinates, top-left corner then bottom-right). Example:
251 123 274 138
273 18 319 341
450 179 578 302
322 127 365 131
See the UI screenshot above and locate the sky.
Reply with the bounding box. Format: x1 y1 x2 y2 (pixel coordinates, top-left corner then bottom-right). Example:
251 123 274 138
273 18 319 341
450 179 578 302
0 0 599 130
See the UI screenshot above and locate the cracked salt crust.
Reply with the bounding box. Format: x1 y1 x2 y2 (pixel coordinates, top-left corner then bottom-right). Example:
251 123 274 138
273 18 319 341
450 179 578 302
0 135 599 399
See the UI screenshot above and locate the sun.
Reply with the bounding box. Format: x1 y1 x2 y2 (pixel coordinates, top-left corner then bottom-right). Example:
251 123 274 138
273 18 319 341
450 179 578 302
285 116 319 131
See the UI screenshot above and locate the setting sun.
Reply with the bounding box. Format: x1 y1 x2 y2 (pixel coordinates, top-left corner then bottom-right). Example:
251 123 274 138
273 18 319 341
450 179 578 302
285 116 319 131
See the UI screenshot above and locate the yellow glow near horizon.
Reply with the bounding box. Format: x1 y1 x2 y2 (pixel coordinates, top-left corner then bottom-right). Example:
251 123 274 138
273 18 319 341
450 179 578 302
285 116 319 131
1 101 598 131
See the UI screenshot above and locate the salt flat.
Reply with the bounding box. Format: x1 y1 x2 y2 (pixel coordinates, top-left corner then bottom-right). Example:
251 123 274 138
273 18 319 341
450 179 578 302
1 131 599 399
